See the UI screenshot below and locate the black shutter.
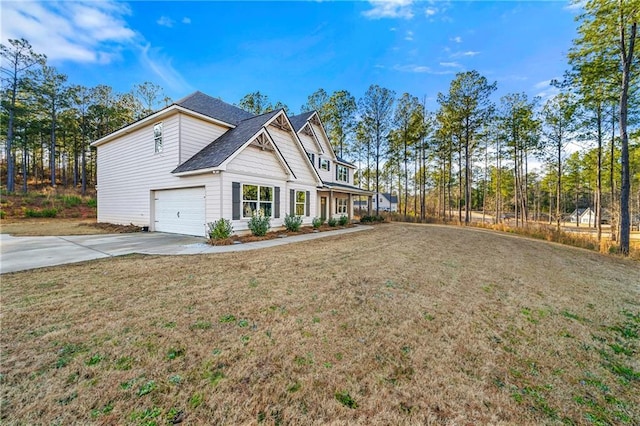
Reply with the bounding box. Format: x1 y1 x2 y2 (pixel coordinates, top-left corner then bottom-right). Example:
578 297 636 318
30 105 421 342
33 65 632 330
336 166 339 180
232 182 241 220
328 161 330 172
306 191 310 216
290 189 295 216
318 157 321 168
274 187 280 219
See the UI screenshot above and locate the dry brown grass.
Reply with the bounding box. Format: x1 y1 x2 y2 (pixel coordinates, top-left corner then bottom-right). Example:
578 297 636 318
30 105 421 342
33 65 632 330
1 223 639 425
0 219 141 236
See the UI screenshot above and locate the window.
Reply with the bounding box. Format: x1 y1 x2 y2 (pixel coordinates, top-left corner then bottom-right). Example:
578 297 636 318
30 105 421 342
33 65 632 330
337 165 348 182
242 184 273 218
295 191 306 216
336 198 347 214
154 122 163 153
320 158 330 171
307 152 315 164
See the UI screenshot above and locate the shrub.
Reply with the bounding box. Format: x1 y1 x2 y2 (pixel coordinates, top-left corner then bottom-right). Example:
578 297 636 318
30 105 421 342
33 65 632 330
25 208 57 218
284 214 303 232
312 217 324 229
338 215 349 226
86 198 97 208
0 210 5 219
61 195 82 207
359 215 385 223
327 217 338 227
248 209 270 236
208 218 233 240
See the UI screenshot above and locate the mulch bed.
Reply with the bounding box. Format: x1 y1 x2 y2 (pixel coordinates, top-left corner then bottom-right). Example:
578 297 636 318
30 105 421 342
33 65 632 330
209 224 356 246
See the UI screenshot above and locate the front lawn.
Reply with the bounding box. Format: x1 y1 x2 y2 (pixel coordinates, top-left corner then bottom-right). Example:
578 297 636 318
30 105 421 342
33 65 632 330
1 224 638 424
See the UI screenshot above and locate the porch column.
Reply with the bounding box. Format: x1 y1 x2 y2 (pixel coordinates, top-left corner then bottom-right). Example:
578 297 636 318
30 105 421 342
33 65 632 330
329 189 334 219
368 195 372 215
348 193 352 220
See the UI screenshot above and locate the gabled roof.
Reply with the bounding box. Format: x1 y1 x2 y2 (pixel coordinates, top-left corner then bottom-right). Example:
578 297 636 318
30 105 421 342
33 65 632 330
382 193 398 204
336 156 356 168
175 91 254 126
289 111 316 132
172 110 281 174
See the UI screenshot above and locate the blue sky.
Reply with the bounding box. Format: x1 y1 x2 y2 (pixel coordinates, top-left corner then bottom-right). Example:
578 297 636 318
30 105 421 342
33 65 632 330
2 1 581 112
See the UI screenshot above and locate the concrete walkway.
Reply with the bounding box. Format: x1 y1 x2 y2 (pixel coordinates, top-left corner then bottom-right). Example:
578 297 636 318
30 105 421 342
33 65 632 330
0 226 371 274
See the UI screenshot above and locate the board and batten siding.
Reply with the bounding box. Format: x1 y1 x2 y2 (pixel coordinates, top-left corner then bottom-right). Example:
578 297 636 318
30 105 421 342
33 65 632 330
179 114 230 164
268 126 317 186
96 112 221 229
226 144 288 179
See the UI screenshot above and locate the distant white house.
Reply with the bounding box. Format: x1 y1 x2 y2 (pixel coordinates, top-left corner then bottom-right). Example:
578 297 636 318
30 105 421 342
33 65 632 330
358 192 398 212
568 207 597 227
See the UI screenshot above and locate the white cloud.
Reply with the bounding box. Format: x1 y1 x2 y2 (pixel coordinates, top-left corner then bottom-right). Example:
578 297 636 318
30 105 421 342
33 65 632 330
0 1 191 93
425 7 437 16
182 17 191 24
393 64 455 75
362 0 414 20
157 16 174 28
534 79 560 101
139 44 193 93
405 30 414 41
451 50 480 58
440 61 461 68
451 36 462 43
0 1 135 63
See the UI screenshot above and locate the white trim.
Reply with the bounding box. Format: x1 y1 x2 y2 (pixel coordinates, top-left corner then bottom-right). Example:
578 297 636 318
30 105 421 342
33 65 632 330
91 104 235 147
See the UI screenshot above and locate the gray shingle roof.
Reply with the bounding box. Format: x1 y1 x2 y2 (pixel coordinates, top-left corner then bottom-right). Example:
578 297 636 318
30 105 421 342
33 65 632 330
175 91 254 126
172 109 281 174
289 111 315 132
382 193 398 203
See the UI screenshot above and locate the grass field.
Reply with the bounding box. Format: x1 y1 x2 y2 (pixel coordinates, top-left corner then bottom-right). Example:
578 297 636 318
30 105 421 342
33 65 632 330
1 223 639 425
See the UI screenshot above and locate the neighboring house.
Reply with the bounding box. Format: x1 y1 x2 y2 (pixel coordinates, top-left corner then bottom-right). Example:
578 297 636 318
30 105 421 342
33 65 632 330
352 193 397 212
92 91 371 237
370 192 398 212
568 207 598 226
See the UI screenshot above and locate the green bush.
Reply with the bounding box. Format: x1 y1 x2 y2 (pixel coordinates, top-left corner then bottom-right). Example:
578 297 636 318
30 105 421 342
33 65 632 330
312 217 324 229
0 210 5 219
25 208 57 218
327 217 338 227
284 214 303 232
208 218 233 240
338 215 349 226
61 195 82 207
360 215 385 223
248 210 270 236
86 198 97 208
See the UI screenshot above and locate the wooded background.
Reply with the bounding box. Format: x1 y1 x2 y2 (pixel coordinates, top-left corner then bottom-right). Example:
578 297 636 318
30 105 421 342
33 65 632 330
1 0 638 254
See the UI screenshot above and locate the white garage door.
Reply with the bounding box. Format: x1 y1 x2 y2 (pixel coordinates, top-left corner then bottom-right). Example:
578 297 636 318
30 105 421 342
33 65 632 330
154 187 206 236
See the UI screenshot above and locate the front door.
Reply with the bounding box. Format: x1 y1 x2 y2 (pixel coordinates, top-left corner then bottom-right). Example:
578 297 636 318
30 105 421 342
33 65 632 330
320 197 327 220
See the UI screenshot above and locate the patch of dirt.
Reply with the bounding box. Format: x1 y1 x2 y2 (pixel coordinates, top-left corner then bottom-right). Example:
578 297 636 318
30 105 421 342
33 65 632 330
80 222 143 233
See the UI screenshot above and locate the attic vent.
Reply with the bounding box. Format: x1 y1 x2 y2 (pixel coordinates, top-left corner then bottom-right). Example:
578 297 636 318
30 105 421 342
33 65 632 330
251 133 273 151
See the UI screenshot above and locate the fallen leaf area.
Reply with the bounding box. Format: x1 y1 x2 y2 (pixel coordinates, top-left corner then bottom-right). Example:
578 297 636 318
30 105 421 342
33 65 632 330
1 224 639 425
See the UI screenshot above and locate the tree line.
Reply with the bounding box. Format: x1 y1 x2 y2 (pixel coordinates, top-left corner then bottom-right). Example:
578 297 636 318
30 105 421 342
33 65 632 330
1 1 637 254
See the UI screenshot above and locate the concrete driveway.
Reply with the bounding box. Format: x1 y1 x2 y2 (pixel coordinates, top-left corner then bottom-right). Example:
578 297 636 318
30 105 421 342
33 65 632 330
0 226 371 274
0 232 207 274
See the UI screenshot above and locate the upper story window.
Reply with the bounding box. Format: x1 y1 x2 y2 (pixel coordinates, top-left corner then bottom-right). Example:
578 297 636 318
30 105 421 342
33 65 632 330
319 158 330 171
154 122 163 153
307 152 315 165
243 184 273 218
337 165 349 182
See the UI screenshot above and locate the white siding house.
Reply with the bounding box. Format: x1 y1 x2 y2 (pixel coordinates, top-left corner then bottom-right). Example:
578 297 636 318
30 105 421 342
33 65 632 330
92 92 369 236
